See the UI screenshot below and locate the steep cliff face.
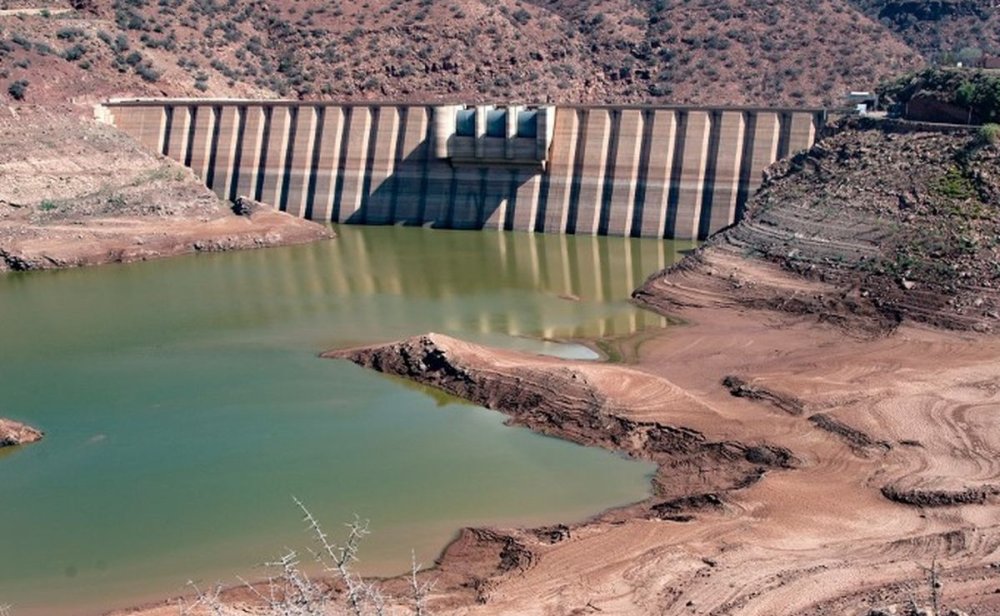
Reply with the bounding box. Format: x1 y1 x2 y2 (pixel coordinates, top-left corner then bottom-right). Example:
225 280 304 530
636 118 1000 333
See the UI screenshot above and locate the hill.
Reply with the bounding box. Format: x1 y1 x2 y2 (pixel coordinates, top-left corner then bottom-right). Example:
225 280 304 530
636 117 1000 333
848 0 1000 63
1 0 924 106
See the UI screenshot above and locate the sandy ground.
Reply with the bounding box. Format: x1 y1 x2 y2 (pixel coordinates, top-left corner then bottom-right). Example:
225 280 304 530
123 295 1000 615
318 256 1000 616
0 106 332 272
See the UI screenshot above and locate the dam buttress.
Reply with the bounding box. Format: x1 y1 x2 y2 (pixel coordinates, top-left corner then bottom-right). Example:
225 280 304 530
101 101 824 240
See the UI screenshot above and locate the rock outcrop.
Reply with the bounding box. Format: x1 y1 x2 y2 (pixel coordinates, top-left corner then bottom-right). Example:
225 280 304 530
0 417 43 448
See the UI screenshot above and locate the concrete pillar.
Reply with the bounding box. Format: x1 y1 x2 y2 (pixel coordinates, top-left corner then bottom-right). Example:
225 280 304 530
166 105 192 164
482 168 514 230
393 106 429 225
541 108 579 233
451 167 483 229
365 106 401 224
284 106 318 218
209 106 240 200
259 106 292 209
431 105 457 159
536 106 555 161
672 111 711 240
474 105 489 159
234 105 266 201
604 109 643 237
705 111 746 236
336 106 372 223
188 106 217 181
310 106 346 222
510 170 542 232
744 111 781 195
504 105 521 160
786 112 817 154
639 110 677 238
116 106 166 154
572 109 611 236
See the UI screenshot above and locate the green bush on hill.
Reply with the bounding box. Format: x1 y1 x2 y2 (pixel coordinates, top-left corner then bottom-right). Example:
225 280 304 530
980 123 1000 145
880 68 1000 123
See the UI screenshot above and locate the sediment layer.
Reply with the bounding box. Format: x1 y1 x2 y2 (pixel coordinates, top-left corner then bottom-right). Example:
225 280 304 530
0 417 43 448
635 118 1000 333
0 108 333 273
326 333 795 502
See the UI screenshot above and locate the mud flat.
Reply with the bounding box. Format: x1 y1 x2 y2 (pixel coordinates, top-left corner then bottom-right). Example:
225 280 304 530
0 107 331 272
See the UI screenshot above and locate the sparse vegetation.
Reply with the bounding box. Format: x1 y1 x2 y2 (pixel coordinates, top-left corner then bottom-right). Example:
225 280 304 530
7 80 28 101
182 499 435 616
0 0 936 105
880 68 1000 123
980 123 1000 145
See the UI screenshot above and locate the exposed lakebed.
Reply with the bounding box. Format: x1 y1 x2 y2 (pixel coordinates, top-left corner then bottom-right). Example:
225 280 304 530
0 226 693 615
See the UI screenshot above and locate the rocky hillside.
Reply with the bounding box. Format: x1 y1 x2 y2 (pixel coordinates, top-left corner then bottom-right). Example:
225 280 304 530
1 0 924 106
636 117 1000 333
849 0 1000 62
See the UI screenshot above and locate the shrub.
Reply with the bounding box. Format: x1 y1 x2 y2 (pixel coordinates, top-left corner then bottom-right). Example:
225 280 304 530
7 79 28 101
135 63 160 82
56 27 85 40
512 8 531 25
979 123 1000 146
63 43 87 61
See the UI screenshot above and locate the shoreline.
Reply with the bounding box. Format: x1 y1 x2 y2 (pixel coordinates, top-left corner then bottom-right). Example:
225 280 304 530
109 266 1000 616
116 297 1000 615
0 108 334 274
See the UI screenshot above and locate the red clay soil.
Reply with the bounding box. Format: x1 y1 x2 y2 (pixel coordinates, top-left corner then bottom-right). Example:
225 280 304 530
0 107 332 272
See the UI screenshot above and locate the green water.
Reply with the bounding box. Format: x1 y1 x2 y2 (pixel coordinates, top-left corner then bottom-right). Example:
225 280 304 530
0 226 692 616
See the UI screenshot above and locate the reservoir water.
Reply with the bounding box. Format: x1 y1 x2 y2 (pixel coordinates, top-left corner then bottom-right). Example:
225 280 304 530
0 227 692 615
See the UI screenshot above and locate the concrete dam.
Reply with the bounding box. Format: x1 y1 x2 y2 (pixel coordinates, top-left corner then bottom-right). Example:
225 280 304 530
101 100 825 240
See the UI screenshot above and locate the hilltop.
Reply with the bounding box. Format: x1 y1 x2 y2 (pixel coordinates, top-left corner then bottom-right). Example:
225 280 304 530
0 0 928 106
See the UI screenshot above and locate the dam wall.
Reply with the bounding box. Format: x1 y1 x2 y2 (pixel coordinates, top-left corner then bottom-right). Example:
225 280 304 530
101 101 825 240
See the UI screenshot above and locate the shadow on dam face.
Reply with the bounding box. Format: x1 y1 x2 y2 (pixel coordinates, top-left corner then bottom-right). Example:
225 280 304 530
100 101 825 241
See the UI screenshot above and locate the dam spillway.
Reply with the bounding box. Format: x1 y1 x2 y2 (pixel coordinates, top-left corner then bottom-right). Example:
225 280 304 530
101 101 825 240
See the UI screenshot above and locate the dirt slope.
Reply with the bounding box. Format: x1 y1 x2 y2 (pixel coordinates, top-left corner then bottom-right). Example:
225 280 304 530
308 320 1000 616
0 0 924 106
636 117 1000 334
0 107 332 271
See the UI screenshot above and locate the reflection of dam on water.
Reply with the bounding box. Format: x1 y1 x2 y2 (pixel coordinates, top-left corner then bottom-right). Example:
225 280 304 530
0 225 665 616
189 227 693 342
102 100 823 240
